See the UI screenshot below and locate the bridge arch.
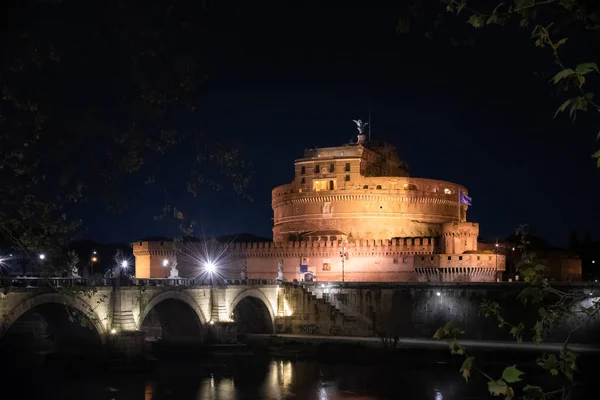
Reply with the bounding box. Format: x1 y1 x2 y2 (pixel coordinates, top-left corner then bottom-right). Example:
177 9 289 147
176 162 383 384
0 292 107 344
229 289 275 334
138 290 206 343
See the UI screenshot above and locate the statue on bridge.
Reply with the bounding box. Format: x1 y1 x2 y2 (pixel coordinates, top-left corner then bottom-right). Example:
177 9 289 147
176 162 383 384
167 256 180 279
240 260 248 280
276 259 284 283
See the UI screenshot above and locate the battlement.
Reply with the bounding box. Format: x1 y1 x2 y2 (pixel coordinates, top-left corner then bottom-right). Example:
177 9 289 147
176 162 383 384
414 253 506 270
134 237 439 257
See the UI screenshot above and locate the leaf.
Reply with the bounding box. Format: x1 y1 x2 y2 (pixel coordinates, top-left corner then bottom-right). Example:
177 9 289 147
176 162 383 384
575 63 599 76
488 379 509 396
460 356 475 382
467 15 484 28
502 365 524 383
555 38 568 48
551 68 576 84
523 385 546 399
554 98 572 118
433 327 445 340
592 149 600 158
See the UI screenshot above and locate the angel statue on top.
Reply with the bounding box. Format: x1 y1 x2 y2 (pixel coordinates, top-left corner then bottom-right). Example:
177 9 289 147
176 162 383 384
352 119 369 134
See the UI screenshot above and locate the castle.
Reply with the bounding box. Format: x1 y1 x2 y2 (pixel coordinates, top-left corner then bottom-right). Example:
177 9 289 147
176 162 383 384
134 125 505 282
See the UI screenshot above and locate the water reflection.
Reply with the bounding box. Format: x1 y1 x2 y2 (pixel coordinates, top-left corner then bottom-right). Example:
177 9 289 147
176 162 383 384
15 356 477 400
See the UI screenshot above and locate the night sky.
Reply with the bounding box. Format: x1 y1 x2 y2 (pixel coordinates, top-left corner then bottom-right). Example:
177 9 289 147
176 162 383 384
18 0 600 246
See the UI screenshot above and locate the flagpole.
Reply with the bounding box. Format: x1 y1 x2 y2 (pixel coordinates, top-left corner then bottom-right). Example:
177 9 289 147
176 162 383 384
457 190 461 222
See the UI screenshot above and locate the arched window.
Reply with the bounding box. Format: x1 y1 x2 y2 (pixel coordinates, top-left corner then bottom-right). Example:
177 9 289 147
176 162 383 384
403 183 417 190
363 185 368 189
376 185 382 190
329 180 334 190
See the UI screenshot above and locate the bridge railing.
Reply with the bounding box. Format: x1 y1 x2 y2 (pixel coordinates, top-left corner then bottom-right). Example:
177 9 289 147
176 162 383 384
0 276 112 288
1 276 285 288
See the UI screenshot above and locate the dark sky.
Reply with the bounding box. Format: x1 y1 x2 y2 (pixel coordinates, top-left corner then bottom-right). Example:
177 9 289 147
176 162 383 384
13 0 600 246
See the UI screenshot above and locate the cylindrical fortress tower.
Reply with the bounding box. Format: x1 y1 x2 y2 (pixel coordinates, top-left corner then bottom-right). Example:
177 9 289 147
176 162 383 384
272 138 471 243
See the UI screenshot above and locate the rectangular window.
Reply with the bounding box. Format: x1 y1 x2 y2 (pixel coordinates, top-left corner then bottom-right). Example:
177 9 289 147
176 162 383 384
322 262 331 271
393 258 399 264
329 163 335 173
421 256 424 261
447 256 451 261
345 175 350 181
477 256 480 260
301 177 305 184
345 163 351 172
315 165 320 173
313 180 328 191
459 256 463 261
301 166 305 175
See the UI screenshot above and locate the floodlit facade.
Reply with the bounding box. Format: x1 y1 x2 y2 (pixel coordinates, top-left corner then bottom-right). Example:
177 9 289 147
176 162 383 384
134 130 505 282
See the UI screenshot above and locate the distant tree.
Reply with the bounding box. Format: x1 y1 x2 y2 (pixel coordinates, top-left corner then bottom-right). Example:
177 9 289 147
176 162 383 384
0 0 251 272
399 0 600 167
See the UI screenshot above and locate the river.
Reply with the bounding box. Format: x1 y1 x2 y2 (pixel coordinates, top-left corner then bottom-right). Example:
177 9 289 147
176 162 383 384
3 348 595 399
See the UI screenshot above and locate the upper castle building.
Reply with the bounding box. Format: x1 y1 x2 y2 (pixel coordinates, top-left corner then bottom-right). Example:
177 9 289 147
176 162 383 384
134 125 505 282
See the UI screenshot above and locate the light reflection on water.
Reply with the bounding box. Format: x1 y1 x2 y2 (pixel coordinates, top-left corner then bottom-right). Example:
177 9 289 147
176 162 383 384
17 357 467 400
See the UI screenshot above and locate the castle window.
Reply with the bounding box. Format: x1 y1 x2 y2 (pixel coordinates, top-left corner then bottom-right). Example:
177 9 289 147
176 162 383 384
459 256 463 261
477 256 480 260
301 177 305 184
159 241 164 246
329 180 334 190
345 163 351 172
432 187 439 193
329 163 335 173
447 256 451 260
340 151 344 156
301 166 305 175
421 256 424 261
345 175 350 181
322 262 331 271
403 183 417 190
444 188 453 195
489 256 492 260
431 256 434 261
363 185 368 189
376 185 382 190
315 165 320 173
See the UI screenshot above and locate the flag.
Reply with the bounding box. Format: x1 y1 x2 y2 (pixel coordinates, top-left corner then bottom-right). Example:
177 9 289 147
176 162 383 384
459 191 472 206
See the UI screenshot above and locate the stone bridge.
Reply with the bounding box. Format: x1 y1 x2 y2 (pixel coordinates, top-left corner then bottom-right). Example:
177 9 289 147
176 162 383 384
0 277 372 356
1 278 598 356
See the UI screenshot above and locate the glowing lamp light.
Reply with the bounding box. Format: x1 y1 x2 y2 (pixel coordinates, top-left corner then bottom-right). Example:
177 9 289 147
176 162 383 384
39 254 46 260
163 259 169 267
593 260 596 264
205 262 216 274
209 320 215 325
91 256 98 262
121 260 128 268
110 328 117 334
436 292 441 297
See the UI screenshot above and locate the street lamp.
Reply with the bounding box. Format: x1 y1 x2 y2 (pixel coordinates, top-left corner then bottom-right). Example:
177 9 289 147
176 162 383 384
91 256 98 278
339 246 346 283
205 262 216 286
495 240 499 282
39 254 46 260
